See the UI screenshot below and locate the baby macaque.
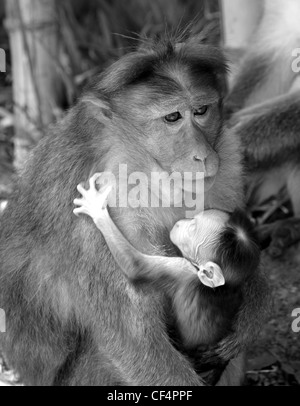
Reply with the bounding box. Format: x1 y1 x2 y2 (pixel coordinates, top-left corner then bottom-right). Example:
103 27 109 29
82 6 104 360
74 174 260 350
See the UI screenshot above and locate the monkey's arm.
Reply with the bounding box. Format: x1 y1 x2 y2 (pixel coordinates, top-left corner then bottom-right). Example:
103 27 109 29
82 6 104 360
230 92 300 167
95 211 198 284
74 174 197 284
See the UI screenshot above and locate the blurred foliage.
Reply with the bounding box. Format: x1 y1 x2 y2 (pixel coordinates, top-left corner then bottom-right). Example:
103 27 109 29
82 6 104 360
0 2 4 21
56 0 220 104
1 0 221 112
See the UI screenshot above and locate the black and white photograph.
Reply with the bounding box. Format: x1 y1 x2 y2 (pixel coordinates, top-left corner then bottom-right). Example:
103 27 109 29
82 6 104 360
0 0 300 388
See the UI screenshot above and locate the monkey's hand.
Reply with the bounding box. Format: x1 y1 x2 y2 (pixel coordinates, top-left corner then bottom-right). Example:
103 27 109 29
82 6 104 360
73 173 112 224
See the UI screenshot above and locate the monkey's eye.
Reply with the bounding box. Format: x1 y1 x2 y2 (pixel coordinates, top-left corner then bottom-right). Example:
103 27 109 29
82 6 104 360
164 112 182 123
194 106 209 116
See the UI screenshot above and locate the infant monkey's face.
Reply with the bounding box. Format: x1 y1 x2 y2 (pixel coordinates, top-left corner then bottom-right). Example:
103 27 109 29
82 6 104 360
170 210 229 288
170 210 229 263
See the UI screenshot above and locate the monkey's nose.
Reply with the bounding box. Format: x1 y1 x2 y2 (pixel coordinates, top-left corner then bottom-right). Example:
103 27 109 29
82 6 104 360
193 155 203 162
193 152 219 179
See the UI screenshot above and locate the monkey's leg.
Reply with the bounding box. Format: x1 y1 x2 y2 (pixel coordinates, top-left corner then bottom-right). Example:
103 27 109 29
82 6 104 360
236 95 300 196
230 93 295 125
232 93 300 229
231 92 300 168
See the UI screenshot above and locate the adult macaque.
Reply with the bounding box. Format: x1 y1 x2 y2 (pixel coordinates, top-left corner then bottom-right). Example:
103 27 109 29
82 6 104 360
74 173 260 352
226 0 300 253
0 36 269 386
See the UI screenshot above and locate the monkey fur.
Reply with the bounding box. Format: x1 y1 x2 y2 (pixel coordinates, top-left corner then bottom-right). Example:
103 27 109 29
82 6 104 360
74 176 261 353
0 36 269 386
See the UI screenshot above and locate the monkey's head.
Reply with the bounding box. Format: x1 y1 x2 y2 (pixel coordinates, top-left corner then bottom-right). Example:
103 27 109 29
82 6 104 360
170 209 261 288
87 38 227 205
171 210 229 262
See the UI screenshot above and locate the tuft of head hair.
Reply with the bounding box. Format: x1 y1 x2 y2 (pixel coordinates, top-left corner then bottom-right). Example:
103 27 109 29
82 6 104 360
93 33 228 99
214 210 261 285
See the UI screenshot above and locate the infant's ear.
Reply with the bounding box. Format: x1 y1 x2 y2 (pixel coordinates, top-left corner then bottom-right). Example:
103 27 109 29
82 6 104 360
198 262 225 289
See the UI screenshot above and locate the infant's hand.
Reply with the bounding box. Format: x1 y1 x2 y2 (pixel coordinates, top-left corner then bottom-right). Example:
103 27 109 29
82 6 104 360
73 173 112 223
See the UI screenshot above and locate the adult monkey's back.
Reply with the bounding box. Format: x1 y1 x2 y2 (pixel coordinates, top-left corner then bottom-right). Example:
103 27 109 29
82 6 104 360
0 37 267 386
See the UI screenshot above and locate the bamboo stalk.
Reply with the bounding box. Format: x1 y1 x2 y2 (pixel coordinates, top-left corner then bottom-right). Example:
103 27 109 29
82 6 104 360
5 0 60 170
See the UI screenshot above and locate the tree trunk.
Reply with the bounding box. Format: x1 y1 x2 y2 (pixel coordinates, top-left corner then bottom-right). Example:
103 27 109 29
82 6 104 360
5 0 60 170
220 0 263 48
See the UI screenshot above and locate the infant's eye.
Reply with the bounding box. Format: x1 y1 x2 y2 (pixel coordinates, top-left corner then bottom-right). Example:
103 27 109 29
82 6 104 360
164 112 182 123
194 106 209 116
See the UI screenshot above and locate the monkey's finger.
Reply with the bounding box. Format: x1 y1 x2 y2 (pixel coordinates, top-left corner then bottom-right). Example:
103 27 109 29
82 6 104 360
77 184 87 196
100 185 113 208
73 208 86 217
74 198 85 207
89 173 103 189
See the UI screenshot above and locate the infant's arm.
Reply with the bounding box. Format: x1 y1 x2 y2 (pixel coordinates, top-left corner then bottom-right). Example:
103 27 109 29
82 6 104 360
73 174 197 284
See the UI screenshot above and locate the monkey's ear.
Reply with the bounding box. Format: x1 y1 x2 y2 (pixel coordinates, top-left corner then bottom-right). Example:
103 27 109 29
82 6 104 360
82 96 113 122
198 262 225 289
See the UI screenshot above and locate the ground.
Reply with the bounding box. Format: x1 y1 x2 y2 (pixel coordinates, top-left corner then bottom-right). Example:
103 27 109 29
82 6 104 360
246 250 300 386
